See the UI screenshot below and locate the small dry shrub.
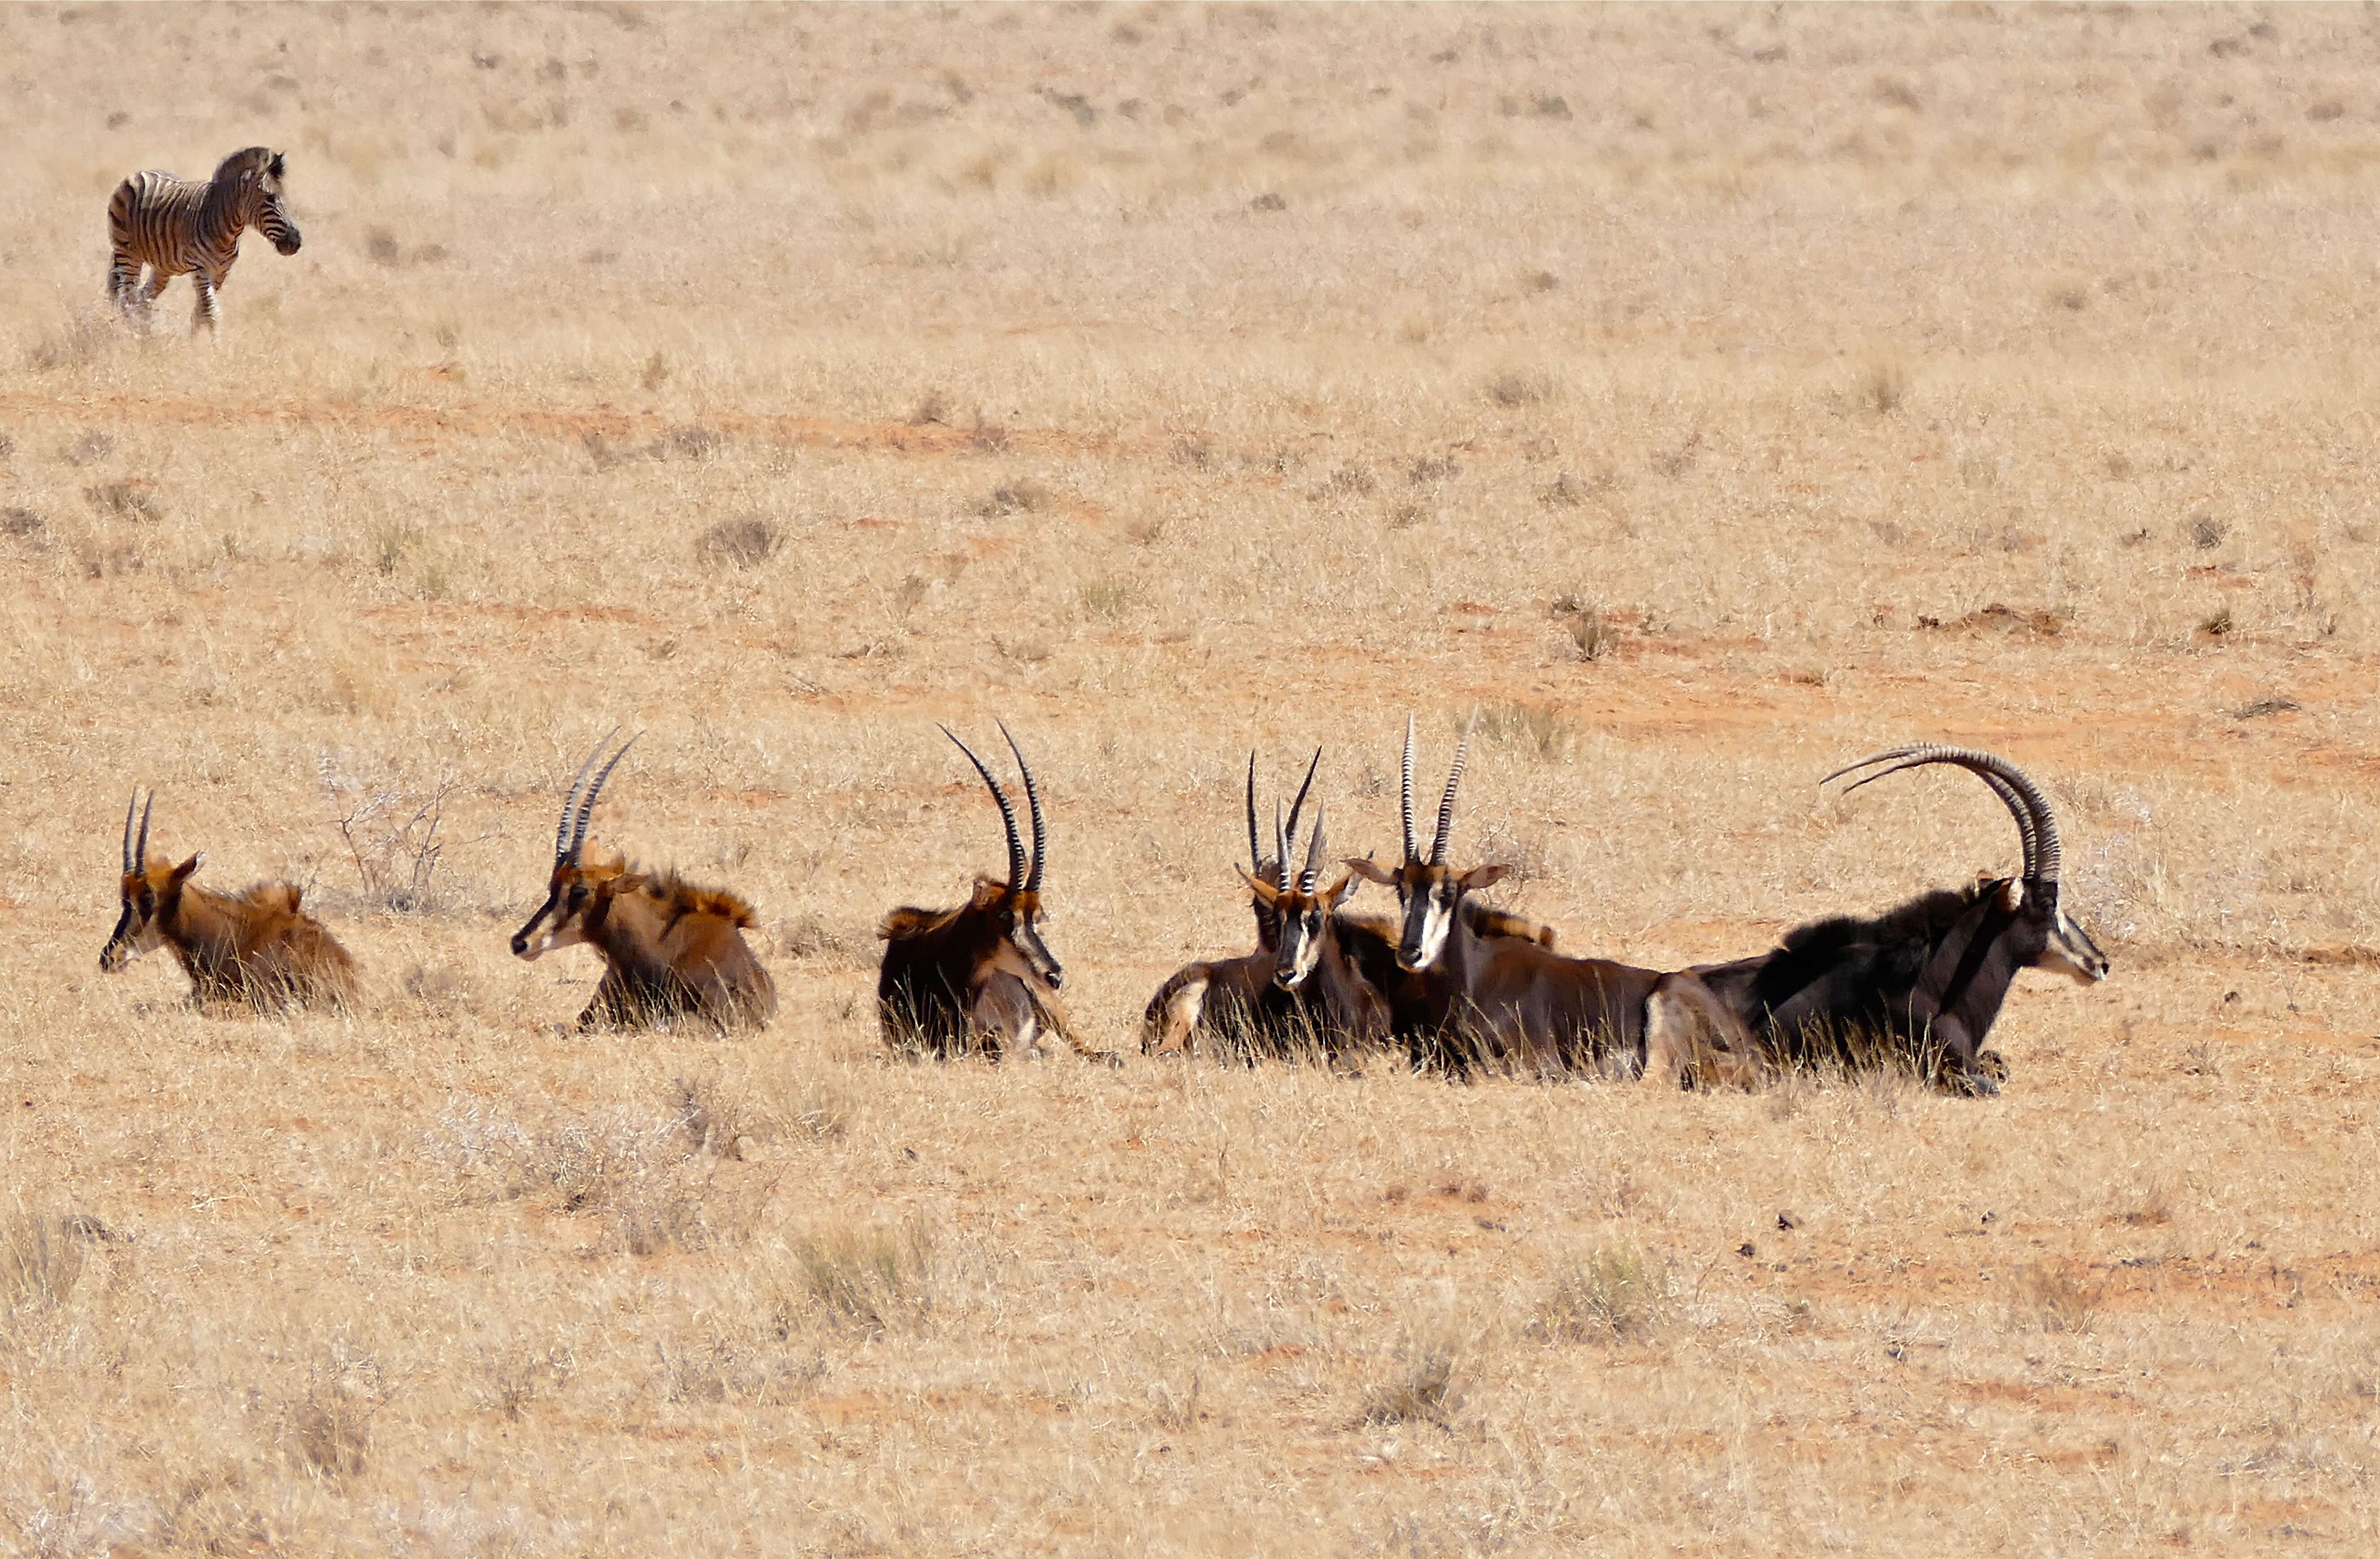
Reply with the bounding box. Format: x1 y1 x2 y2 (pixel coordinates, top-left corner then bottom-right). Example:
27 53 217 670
1550 595 1611 660
2191 513 2229 549
364 226 402 266
1485 368 1556 407
438 1105 722 1256
783 1219 936 1334
696 515 783 569
1533 1246 1668 1343
639 349 670 390
653 1328 825 1405
1856 355 1908 415
1359 1337 1461 1428
1077 576 1134 618
2010 1261 2100 1334
83 480 162 523
1476 702 1573 760
977 479 1050 518
668 424 723 459
0 1217 86 1316
1 507 44 542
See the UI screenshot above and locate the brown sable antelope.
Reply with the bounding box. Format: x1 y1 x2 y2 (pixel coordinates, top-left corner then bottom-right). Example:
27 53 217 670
509 732 776 1033
1139 751 1552 1060
1238 797 1393 1058
1646 746 2109 1096
878 725 1108 1062
100 791 358 1011
1140 750 1322 1057
1345 714 1743 1082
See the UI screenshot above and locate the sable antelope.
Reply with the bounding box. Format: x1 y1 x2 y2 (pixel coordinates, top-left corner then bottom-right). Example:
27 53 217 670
1141 751 1552 1060
1345 714 1730 1081
1650 746 2109 1096
100 791 357 1010
1141 751 1323 1057
878 725 1105 1061
509 732 776 1033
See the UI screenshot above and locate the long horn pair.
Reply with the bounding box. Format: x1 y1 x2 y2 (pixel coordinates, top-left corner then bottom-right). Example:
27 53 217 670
1248 748 1321 888
1823 744 2061 882
1400 707 1479 865
122 790 153 875
556 728 638 866
944 723 1048 891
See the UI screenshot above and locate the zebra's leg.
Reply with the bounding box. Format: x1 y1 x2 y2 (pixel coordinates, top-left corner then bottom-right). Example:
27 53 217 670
137 269 169 331
107 254 141 322
190 272 222 336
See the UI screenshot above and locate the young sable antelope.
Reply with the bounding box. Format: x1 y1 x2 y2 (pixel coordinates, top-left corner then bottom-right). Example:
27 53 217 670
1141 750 1321 1057
878 724 1104 1061
100 790 357 1010
510 732 776 1032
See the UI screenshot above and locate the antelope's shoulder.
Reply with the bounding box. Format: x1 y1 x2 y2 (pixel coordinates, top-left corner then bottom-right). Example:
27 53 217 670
228 880 309 917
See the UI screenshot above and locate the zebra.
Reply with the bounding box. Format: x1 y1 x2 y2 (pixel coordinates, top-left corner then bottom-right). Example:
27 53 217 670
106 147 302 336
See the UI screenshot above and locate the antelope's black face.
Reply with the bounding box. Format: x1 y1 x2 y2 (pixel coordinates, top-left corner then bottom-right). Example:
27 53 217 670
1245 871 1356 990
976 882 1062 990
254 153 301 255
2026 880 2110 986
512 857 621 960
1347 858 1506 973
101 856 200 972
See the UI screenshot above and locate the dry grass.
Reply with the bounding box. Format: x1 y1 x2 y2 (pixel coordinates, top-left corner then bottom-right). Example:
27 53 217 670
2 3 2378 1554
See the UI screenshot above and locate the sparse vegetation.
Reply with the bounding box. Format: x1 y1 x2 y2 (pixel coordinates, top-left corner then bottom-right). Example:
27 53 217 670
1533 1246 1668 1343
696 515 783 568
0 5 2371 1552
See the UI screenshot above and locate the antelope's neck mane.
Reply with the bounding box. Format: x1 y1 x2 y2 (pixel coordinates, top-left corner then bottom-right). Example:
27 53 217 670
634 869 757 928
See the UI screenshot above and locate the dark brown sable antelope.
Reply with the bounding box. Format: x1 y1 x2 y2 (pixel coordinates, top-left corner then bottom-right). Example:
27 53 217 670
878 725 1107 1061
1141 750 1324 1057
1649 746 2109 1096
100 791 358 1010
1140 751 1551 1060
1345 714 1737 1081
510 732 776 1032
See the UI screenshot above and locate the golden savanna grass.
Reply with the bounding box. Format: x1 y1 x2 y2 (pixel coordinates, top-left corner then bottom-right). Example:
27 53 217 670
3 3 2378 1552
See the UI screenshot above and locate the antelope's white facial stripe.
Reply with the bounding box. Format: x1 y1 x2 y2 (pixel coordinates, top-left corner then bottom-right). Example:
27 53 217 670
1403 890 1457 972
1278 915 1323 988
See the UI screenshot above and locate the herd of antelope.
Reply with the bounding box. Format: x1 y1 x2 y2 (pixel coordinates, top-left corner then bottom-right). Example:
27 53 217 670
101 718 2108 1096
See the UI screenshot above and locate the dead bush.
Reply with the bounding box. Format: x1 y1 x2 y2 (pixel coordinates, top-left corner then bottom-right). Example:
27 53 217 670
697 515 783 569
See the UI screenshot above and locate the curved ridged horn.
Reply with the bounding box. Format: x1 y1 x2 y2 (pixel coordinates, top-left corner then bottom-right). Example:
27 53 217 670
944 725 1025 890
1275 799 1291 892
1823 744 2059 883
1282 747 1321 871
1400 715 1418 863
554 728 620 861
135 791 154 873
1300 801 1328 895
568 732 639 865
1428 706 1480 865
999 722 1047 894
122 790 140 875
1245 751 1262 875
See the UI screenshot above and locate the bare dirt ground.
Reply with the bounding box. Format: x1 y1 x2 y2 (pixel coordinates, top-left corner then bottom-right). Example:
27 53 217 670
2 4 2378 1554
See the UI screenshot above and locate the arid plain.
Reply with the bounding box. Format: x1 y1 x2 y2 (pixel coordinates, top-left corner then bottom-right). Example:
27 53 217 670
3 4 2379 1554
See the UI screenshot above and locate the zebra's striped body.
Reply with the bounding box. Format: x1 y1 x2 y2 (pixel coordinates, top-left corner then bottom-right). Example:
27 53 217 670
107 147 301 336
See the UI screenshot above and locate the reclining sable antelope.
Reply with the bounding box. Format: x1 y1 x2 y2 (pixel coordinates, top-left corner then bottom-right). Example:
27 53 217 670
1346 714 1740 1080
101 790 359 1010
1643 744 2110 1096
510 731 777 1032
878 724 1110 1062
1142 749 1556 1061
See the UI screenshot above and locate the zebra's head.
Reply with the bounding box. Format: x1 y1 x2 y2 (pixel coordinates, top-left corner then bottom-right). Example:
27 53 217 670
218 147 302 256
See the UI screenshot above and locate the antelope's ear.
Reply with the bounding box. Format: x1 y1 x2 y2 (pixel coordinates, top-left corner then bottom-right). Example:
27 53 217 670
168 852 205 886
1234 865 1283 905
1458 863 1509 892
269 152 286 179
1318 871 1355 908
1999 878 2025 912
969 876 1007 911
1343 856 1399 886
